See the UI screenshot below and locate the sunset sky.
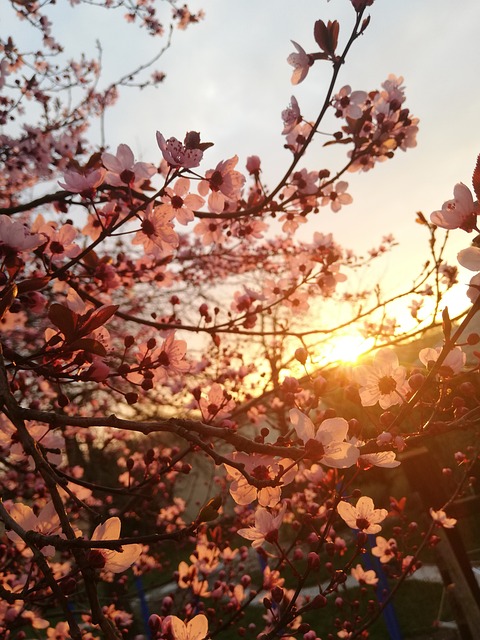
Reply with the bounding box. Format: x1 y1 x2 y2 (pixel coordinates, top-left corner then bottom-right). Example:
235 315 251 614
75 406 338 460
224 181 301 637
5 0 480 331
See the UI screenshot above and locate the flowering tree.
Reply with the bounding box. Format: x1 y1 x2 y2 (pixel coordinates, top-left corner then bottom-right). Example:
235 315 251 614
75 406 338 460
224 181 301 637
1 0 480 638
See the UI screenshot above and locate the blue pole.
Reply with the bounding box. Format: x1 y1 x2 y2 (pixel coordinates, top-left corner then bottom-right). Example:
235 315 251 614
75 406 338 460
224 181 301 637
134 575 152 640
366 534 402 640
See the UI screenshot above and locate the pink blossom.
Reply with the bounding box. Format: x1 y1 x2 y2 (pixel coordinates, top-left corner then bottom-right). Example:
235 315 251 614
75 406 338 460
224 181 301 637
199 382 235 421
157 332 190 375
285 121 313 154
198 155 245 213
282 290 310 314
467 272 480 302
0 215 43 253
39 223 81 263
430 183 478 232
194 218 224 245
320 181 353 212
246 155 261 175
102 143 156 188
58 167 105 194
132 203 178 257
237 503 287 548
90 517 142 573
225 453 296 507
359 450 400 469
282 95 301 134
371 536 397 563
419 346 465 375
169 613 208 640
162 177 204 225
47 622 72 639
287 41 311 85
337 496 388 534
291 168 319 195
279 210 308 234
430 508 457 529
156 132 203 169
177 561 211 597
7 501 62 557
289 408 359 468
231 218 268 240
457 245 480 271
333 85 367 119
351 564 378 585
353 348 409 409
83 357 110 382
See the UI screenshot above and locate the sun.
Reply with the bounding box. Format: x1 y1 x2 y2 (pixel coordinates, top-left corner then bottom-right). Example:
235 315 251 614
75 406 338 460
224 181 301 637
322 334 375 365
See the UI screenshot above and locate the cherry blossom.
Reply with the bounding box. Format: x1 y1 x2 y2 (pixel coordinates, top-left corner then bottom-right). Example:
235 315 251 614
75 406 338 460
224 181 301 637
351 564 378 585
282 95 302 134
225 453 296 507
170 613 208 640
0 216 43 254
371 536 397 563
333 85 367 119
337 496 388 534
287 41 311 85
289 408 359 468
454 234 480 300
320 181 353 212
353 348 409 409
193 217 225 244
356 445 401 469
158 331 190 375
90 517 142 573
198 382 235 421
430 183 478 232
430 508 457 529
419 345 466 376
58 167 106 194
156 132 204 169
102 143 156 188
246 155 261 175
291 168 319 195
7 501 62 557
237 503 287 548
198 155 245 213
177 563 211 597
37 222 82 263
132 203 179 257
162 177 205 225
466 272 480 302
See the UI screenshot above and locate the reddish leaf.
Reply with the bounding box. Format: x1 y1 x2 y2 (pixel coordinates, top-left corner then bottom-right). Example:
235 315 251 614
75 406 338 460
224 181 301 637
80 305 119 336
68 338 107 356
16 276 50 294
48 304 79 341
82 250 100 268
442 306 451 341
314 20 329 53
329 20 339 54
323 137 353 147
0 283 18 322
314 20 339 57
472 153 480 203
